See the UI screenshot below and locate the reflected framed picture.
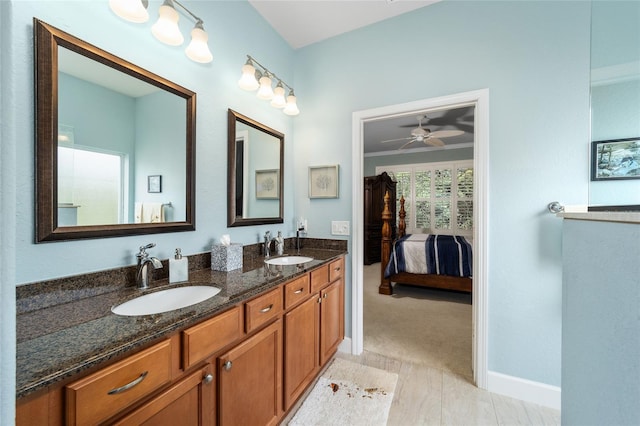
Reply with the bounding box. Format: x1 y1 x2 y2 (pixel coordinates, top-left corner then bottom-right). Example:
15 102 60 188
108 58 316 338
309 165 339 198
148 175 162 193
591 137 640 181
256 169 279 199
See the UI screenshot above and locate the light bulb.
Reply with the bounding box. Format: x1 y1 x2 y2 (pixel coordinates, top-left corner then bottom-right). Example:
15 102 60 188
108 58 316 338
270 83 286 108
238 63 259 91
185 22 212 63
151 1 183 46
256 75 274 100
283 92 300 116
109 0 149 23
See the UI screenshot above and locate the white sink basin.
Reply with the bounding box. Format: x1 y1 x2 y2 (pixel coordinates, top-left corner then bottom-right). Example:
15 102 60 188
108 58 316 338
112 286 221 316
264 256 314 266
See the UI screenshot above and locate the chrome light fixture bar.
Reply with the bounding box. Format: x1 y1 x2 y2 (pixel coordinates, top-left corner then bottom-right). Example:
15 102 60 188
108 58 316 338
109 0 213 64
238 55 299 116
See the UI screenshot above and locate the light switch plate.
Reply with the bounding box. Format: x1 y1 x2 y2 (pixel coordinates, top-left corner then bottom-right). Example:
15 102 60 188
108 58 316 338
331 221 350 236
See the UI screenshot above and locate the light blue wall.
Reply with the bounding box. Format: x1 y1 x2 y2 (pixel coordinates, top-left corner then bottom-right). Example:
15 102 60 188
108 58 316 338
292 0 591 386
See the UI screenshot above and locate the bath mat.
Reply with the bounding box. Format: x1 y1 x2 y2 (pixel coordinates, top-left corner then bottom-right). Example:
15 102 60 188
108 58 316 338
289 358 398 426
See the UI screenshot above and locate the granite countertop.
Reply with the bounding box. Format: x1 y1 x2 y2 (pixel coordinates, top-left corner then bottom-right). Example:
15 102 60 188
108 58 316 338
16 248 345 399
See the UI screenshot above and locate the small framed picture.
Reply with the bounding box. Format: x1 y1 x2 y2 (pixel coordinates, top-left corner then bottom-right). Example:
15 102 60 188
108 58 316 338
256 169 279 199
148 175 162 193
309 165 339 198
591 137 640 181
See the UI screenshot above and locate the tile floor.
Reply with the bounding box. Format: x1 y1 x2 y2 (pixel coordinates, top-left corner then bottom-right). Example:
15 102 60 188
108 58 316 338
334 350 560 426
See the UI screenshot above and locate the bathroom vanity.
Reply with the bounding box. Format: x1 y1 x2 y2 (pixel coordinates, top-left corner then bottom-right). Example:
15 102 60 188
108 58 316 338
15 249 345 425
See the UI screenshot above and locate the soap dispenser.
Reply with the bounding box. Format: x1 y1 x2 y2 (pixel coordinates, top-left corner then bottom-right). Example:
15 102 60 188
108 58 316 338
169 248 189 283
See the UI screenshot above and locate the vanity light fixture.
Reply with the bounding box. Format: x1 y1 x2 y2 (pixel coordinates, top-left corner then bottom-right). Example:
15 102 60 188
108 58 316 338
108 0 213 64
238 55 299 116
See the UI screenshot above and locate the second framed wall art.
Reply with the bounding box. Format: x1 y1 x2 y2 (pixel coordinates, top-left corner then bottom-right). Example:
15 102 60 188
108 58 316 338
309 165 339 198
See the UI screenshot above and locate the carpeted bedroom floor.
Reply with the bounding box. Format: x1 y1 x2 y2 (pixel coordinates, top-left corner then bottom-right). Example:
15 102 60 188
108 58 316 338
363 262 473 378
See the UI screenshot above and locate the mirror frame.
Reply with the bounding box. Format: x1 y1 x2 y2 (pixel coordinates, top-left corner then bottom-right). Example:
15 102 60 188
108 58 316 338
34 19 196 242
227 109 284 227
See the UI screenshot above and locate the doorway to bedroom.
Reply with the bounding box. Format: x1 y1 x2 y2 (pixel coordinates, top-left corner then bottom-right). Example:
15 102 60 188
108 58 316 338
351 89 489 388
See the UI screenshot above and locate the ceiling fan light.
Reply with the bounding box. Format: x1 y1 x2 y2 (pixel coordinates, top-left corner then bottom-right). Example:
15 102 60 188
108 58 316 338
109 0 149 23
256 75 274 100
151 1 184 46
185 21 213 63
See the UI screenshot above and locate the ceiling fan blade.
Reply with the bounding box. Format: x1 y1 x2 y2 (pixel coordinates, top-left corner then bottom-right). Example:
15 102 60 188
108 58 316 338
429 129 464 138
426 138 445 147
380 137 411 143
399 139 416 149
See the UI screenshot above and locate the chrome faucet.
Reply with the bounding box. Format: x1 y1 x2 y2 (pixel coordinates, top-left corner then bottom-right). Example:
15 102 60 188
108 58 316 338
136 243 163 289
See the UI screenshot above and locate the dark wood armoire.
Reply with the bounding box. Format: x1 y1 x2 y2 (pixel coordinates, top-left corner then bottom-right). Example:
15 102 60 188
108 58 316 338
363 172 396 265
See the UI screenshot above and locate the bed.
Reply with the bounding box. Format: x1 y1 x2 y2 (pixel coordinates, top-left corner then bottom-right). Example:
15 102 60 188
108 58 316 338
379 191 473 295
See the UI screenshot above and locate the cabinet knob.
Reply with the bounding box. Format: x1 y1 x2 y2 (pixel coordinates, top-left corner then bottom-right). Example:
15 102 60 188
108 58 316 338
203 373 213 384
323 293 328 299
223 360 233 371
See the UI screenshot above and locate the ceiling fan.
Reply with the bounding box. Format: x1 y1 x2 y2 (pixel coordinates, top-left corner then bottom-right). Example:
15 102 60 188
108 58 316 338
380 115 464 149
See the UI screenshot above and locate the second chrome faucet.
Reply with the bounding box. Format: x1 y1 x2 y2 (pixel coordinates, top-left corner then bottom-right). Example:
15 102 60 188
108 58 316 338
136 243 163 289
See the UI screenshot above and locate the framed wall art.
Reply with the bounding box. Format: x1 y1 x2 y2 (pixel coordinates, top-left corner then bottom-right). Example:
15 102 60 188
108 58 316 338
255 169 279 199
147 175 162 193
309 165 339 198
591 137 640 181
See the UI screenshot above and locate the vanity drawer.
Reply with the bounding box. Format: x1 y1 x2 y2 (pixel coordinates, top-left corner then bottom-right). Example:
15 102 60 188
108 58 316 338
329 257 344 283
310 265 329 293
182 306 243 370
284 274 310 309
245 287 282 333
66 339 172 426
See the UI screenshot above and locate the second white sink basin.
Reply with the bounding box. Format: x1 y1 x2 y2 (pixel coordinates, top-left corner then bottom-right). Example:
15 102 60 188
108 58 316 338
112 286 221 316
264 256 314 266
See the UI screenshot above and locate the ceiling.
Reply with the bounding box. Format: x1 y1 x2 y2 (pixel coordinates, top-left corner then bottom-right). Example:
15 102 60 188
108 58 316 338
248 0 474 155
248 0 440 50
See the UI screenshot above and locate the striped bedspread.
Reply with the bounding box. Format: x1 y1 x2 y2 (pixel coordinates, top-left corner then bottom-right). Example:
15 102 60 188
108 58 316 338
384 234 473 278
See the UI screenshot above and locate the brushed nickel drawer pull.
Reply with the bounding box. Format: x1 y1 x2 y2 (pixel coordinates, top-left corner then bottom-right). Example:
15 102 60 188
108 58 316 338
294 288 304 294
260 304 273 313
223 361 232 371
203 373 213 384
334 267 341 271
107 371 148 395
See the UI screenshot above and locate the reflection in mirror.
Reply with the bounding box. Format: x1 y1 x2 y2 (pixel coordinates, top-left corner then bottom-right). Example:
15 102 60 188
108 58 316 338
227 109 284 227
589 1 640 207
34 19 196 242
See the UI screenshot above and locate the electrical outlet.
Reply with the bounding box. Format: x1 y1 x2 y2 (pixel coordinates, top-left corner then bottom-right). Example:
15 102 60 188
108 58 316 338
331 221 350 236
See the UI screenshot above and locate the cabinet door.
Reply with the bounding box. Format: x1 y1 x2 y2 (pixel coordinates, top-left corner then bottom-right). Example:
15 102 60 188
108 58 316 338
218 320 282 426
320 278 344 366
283 296 319 410
114 364 214 426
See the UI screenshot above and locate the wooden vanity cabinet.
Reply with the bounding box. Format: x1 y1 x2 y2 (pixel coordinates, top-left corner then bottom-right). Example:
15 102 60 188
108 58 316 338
113 363 214 426
283 256 345 410
217 320 282 426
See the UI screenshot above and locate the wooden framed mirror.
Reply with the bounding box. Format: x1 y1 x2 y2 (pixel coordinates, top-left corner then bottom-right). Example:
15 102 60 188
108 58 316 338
34 19 196 242
227 109 284 227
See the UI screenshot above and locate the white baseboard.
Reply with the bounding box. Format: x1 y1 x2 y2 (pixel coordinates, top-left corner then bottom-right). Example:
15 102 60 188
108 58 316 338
487 371 561 410
338 337 352 354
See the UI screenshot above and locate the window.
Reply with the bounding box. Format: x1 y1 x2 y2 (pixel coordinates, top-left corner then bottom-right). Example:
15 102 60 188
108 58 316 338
377 160 473 236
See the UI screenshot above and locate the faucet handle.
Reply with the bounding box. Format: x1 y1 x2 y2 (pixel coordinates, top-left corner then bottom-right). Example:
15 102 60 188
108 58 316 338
137 243 156 258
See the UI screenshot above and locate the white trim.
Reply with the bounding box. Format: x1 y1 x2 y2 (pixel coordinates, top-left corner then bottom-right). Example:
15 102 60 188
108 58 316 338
364 142 474 158
351 88 490 389
487 370 561 410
